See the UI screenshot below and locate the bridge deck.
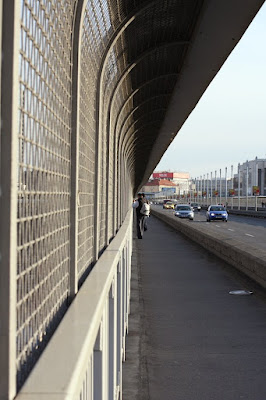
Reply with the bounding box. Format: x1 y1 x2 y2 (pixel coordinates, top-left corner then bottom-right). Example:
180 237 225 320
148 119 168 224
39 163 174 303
123 214 266 400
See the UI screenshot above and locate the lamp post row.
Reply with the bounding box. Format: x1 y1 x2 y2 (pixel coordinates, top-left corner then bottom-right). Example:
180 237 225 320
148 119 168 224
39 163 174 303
188 160 262 211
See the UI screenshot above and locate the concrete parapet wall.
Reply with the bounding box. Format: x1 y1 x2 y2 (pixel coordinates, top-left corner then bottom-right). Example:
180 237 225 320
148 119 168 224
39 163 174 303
227 209 266 218
151 208 266 289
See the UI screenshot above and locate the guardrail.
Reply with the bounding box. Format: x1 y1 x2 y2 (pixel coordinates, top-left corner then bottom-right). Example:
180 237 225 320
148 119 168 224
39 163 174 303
17 210 133 400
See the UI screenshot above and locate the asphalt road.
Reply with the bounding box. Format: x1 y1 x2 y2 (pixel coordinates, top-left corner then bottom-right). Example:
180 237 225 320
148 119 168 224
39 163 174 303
153 205 266 252
123 213 266 400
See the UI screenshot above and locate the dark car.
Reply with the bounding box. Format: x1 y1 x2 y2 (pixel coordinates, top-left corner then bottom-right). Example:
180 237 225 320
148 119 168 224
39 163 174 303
190 202 201 212
206 205 228 222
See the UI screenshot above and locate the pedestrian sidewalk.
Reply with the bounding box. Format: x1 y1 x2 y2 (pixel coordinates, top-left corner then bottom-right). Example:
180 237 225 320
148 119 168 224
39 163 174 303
123 214 266 400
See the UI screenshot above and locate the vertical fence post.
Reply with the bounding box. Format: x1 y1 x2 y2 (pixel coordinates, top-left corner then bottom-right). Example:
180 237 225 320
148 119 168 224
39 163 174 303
70 0 85 299
0 1 21 398
113 135 117 236
108 279 117 400
94 323 103 400
120 153 123 225
116 260 122 396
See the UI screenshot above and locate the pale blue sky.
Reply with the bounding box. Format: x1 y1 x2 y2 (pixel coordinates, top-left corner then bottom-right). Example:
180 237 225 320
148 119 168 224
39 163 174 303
156 2 266 179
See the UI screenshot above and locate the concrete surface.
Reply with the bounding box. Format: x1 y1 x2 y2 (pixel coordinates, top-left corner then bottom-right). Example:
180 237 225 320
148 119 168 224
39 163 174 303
123 214 266 400
151 207 266 289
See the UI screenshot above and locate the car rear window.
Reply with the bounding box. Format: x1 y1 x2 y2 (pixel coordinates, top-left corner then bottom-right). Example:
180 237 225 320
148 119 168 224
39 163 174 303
176 206 190 210
210 206 225 211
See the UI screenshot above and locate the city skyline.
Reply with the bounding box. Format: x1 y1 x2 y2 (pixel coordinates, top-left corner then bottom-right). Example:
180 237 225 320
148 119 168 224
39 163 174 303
156 2 266 179
154 155 266 179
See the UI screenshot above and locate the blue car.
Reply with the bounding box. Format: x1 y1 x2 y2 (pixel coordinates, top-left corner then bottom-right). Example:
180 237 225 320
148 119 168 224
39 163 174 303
206 205 228 222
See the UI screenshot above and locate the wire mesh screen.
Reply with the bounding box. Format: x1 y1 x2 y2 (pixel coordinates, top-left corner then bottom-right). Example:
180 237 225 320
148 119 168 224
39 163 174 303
81 0 112 256
17 0 77 388
1 0 208 395
77 4 102 284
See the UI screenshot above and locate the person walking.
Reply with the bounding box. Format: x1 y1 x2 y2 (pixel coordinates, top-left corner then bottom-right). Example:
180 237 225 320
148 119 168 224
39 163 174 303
132 193 146 239
142 194 150 231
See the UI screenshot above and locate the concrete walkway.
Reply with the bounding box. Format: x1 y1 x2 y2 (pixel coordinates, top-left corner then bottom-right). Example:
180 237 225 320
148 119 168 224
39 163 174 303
123 214 266 400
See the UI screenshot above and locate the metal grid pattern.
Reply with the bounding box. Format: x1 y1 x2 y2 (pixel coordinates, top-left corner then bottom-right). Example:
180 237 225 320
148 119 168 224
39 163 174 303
17 0 76 388
82 0 115 255
99 121 107 252
3 0 206 394
77 5 100 283
100 36 128 244
77 0 116 267
1 0 261 397
106 0 204 192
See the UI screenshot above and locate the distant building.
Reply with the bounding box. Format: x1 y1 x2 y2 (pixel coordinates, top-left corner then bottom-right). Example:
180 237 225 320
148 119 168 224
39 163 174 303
234 157 266 196
141 179 177 195
193 157 266 198
151 171 190 194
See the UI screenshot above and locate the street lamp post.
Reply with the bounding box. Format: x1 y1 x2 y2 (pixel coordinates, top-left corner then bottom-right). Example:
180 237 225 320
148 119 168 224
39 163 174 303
200 175 202 205
219 168 222 204
255 157 258 211
238 163 240 210
246 160 249 211
225 167 227 208
210 172 213 205
206 173 209 205
231 165 234 209
203 174 205 206
215 170 217 204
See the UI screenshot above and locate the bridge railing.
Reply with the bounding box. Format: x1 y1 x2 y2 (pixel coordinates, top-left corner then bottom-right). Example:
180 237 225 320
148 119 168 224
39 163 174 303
0 2 133 397
16 210 132 400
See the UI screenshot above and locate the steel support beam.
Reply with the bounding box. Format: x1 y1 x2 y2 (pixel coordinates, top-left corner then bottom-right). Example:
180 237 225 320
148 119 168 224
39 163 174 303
70 0 86 299
0 1 21 398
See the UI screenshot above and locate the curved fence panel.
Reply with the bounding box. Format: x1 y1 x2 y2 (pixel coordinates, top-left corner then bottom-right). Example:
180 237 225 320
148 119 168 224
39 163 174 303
1 0 136 397
16 0 77 389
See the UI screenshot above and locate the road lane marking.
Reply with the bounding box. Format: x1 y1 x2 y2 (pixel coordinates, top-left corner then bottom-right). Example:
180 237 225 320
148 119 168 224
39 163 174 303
215 225 220 228
245 233 255 237
228 229 234 232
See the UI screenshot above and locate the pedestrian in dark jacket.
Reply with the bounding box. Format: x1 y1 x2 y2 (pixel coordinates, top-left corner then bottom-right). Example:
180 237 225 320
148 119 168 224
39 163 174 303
132 193 145 239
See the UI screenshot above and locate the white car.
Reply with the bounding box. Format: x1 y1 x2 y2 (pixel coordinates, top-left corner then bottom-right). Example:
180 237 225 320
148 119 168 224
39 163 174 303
174 204 194 220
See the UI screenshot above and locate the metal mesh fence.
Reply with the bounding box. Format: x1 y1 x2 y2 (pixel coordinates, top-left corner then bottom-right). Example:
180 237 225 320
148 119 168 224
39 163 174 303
17 0 77 388
15 0 133 388
77 5 100 283
1 0 207 395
